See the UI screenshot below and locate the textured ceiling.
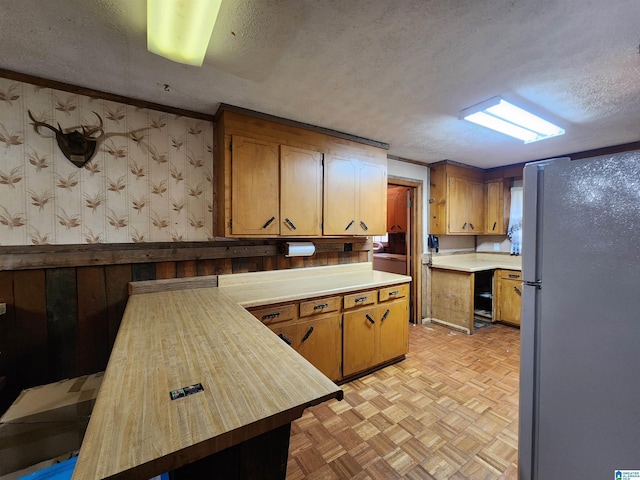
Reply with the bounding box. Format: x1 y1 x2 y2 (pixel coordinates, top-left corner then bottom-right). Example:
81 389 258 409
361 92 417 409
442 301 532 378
1 0 639 168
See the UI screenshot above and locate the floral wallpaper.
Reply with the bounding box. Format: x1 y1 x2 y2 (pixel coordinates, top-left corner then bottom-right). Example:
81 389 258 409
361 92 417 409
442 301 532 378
0 77 214 245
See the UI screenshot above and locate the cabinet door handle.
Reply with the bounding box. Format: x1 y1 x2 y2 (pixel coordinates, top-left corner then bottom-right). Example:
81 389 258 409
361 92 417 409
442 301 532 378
365 314 375 324
381 309 390 322
390 224 396 230
360 221 369 231
514 286 522 296
462 222 467 229
262 312 280 320
301 326 314 342
492 221 497 231
262 216 276 229
278 333 292 345
470 223 475 230
284 218 297 230
355 296 368 303
313 303 328 310
345 220 355 230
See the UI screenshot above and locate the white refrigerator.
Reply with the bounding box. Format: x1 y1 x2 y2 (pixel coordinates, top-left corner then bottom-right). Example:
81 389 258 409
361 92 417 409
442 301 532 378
519 153 640 479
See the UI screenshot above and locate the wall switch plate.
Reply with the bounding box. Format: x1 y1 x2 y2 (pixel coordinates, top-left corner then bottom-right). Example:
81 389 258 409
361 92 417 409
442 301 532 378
493 243 500 252
0 303 6 315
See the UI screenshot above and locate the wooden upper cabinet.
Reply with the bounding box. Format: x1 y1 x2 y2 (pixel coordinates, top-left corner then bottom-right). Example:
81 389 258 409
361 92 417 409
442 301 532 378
216 108 388 238
446 176 484 234
484 178 509 235
231 136 280 236
324 155 387 236
280 145 323 236
323 155 358 234
430 162 485 235
357 159 387 235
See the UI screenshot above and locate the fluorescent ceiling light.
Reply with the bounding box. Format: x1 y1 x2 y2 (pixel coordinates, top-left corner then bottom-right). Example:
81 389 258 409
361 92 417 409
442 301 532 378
460 97 564 143
147 0 222 67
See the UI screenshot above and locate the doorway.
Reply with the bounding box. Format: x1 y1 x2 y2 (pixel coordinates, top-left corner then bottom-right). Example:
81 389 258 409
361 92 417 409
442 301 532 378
373 178 423 324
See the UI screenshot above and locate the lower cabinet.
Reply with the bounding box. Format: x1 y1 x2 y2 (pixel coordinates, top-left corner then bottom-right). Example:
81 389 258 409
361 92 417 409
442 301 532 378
343 285 409 378
496 270 522 326
248 283 409 382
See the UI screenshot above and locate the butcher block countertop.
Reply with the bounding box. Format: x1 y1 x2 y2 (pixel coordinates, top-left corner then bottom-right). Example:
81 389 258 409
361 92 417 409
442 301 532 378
218 263 412 307
430 253 522 273
71 287 343 480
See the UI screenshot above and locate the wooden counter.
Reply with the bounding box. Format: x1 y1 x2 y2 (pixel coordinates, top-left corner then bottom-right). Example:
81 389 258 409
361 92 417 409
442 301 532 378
71 288 343 480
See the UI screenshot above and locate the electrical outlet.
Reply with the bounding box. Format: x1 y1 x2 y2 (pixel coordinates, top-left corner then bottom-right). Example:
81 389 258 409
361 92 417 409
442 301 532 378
0 303 6 315
493 242 500 252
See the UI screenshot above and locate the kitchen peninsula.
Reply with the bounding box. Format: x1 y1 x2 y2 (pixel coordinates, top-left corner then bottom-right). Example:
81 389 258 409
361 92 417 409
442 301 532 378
72 264 410 479
429 253 522 333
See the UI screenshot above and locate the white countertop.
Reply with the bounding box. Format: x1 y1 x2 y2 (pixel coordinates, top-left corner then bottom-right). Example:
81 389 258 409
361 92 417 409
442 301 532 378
218 263 412 307
430 253 521 273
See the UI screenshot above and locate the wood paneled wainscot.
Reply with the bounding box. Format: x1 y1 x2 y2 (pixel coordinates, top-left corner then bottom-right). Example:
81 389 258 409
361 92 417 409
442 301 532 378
216 106 388 238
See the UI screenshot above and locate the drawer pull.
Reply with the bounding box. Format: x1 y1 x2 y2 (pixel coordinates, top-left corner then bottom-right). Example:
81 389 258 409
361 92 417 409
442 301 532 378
388 290 399 296
355 296 368 303
284 218 297 230
301 326 314 342
514 286 522 296
365 314 375 325
508 274 520 278
262 312 280 320
345 220 355 230
313 303 328 310
262 216 276 229
278 333 292 345
381 309 390 322
360 221 369 231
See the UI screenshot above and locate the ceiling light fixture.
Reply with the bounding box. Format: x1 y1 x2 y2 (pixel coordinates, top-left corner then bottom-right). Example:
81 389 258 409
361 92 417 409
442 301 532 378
147 0 222 67
460 96 564 143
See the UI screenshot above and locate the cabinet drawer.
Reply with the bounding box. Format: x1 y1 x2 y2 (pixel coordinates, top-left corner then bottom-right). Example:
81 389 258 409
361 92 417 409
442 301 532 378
501 271 522 281
249 304 297 325
379 284 409 302
343 290 377 309
299 296 341 317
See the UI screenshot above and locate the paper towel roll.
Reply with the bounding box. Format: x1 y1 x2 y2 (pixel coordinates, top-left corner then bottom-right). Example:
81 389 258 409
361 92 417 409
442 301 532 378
285 242 315 257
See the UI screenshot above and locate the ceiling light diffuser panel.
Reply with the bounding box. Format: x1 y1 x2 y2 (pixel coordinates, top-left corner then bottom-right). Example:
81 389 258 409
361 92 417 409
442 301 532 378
147 0 222 66
461 97 564 143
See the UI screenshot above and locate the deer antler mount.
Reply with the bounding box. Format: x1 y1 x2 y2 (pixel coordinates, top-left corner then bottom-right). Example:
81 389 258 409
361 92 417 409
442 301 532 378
28 110 105 168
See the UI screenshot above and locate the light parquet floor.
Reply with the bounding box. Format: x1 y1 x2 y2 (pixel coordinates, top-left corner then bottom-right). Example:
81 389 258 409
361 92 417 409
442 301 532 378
287 322 520 480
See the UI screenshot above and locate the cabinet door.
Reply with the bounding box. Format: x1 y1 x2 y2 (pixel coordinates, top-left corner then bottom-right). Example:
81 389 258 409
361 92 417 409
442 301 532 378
378 301 408 363
499 278 522 326
485 179 505 234
280 146 323 236
231 136 280 235
467 180 485 233
447 176 469 233
323 155 358 235
357 160 387 235
343 307 377 377
268 323 298 349
387 187 408 233
297 315 341 381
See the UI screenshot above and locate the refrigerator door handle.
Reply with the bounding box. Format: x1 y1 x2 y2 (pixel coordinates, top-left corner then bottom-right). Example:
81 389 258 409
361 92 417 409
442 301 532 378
523 280 542 288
